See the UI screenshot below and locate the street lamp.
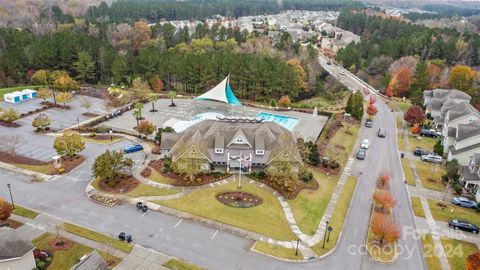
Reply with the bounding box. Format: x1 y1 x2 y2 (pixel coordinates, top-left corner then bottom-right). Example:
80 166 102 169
6 184 14 209
322 220 329 248
295 238 300 256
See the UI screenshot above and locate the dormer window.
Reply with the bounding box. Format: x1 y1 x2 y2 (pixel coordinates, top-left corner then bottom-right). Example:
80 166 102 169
236 137 244 143
215 148 224 154
256 150 264 156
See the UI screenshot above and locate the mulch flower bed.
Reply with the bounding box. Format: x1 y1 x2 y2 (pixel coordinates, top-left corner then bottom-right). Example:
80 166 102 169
248 174 319 199
48 237 73 252
141 167 151 177
89 194 119 207
216 192 263 208
33 248 53 270
52 156 85 175
99 176 140 193
0 121 20 127
1 219 23 229
0 151 49 166
85 134 122 141
148 160 231 186
82 112 100 117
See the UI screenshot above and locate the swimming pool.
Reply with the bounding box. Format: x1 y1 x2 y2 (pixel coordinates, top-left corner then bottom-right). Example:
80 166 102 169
256 112 299 131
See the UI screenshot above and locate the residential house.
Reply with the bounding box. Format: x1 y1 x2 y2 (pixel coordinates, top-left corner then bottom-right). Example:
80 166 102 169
70 250 110 270
447 121 480 165
163 118 303 174
423 88 471 129
0 229 36 270
459 154 480 201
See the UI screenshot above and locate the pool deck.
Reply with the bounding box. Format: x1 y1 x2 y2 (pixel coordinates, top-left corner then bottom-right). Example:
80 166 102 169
103 99 328 142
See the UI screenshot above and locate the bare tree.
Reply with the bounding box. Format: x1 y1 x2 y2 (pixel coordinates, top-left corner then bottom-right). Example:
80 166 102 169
0 135 25 156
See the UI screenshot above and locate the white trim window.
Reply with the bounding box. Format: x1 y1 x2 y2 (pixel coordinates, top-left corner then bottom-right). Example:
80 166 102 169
215 148 224 154
255 150 264 155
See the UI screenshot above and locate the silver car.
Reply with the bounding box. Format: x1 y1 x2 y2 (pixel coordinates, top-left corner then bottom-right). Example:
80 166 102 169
421 154 442 163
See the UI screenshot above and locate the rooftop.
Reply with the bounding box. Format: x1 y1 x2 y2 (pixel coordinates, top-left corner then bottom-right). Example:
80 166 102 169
0 229 34 261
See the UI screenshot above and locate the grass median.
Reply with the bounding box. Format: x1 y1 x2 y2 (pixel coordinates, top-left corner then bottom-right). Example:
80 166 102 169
60 223 133 253
253 241 303 260
163 258 204 270
421 234 441 270
12 204 39 219
312 176 357 256
401 159 415 186
411 196 425 218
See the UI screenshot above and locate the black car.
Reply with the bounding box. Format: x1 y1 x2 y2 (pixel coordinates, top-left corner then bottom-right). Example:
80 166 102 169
420 129 439 138
365 119 373 128
413 147 429 156
356 148 366 160
449 219 479 234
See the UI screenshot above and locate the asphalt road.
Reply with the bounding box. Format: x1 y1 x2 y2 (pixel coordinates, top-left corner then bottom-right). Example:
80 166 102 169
0 59 426 269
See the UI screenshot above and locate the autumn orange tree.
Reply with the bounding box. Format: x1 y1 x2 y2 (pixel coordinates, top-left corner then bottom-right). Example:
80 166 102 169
137 120 156 137
286 58 308 92
0 198 12 224
278 95 291 107
467 252 480 270
371 213 400 245
150 75 164 92
366 103 378 117
393 66 413 97
132 21 152 52
372 189 396 212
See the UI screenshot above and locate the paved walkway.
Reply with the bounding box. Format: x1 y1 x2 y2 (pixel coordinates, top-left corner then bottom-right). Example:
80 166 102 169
397 111 451 270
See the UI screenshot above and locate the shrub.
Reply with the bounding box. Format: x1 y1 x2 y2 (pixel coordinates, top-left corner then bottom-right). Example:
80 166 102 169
330 160 339 169
163 156 172 169
252 170 266 179
301 171 313 182
270 99 277 107
322 158 329 168
58 167 65 174
89 133 96 137
37 261 45 270
441 175 449 183
95 125 109 133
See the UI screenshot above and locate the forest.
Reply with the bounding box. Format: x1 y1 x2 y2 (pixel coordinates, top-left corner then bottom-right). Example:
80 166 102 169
85 0 364 23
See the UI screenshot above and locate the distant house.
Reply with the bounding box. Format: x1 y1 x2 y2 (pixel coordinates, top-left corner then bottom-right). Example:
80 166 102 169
459 154 480 201
423 88 471 128
0 229 35 270
163 119 303 174
70 250 109 270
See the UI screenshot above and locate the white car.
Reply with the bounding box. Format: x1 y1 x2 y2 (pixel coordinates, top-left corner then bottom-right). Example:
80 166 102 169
421 154 442 163
361 139 369 149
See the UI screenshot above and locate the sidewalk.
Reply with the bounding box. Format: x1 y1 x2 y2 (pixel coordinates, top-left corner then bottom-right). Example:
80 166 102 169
10 212 173 270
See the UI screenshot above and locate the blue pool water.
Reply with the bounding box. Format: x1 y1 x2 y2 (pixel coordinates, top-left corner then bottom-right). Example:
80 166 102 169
256 112 299 131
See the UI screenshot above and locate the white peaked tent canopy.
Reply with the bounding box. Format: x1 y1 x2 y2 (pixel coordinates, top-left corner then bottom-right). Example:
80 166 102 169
195 75 241 106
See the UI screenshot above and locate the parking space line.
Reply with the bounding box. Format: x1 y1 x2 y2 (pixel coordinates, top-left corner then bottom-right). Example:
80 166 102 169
210 230 219 239
174 219 183 228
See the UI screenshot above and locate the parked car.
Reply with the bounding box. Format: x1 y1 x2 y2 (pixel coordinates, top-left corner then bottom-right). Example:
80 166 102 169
356 148 366 160
377 128 386 138
449 219 479 234
361 139 370 149
420 129 439 138
124 144 144 154
421 154 442 163
365 119 373 128
452 197 477 209
413 147 429 156
327 60 332 65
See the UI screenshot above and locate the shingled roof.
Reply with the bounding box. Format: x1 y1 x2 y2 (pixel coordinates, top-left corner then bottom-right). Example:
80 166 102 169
169 119 303 165
456 123 480 142
448 102 480 122
0 229 34 261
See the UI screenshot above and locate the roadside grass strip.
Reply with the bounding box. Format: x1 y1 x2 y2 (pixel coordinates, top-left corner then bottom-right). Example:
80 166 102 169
421 234 442 270
163 258 205 270
252 241 304 260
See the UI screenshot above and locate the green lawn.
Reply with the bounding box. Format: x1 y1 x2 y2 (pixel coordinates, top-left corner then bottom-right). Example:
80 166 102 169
324 122 360 166
12 204 39 219
15 163 55 175
421 234 442 270
408 135 438 153
291 92 349 112
312 176 357 256
84 136 124 145
397 101 412 112
441 237 479 270
415 161 446 192
396 115 403 129
32 233 120 270
428 199 480 226
401 159 416 186
60 223 133 253
253 241 303 260
147 167 176 185
397 132 406 152
0 85 40 101
411 196 425 218
163 258 205 270
126 182 179 197
289 169 339 235
153 180 297 241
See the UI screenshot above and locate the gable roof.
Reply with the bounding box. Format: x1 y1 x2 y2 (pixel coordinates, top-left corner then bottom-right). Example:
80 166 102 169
456 123 480 142
0 229 34 261
448 101 480 122
70 251 109 270
227 128 251 147
450 142 480 155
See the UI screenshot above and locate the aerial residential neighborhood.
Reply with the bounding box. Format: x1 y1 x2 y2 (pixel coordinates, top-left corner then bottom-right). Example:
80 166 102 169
2 0 480 270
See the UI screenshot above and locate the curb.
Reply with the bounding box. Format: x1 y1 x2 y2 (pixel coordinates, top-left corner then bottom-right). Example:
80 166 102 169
249 241 310 263
0 161 54 181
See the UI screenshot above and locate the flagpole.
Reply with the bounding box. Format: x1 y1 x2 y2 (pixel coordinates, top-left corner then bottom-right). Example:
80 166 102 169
238 151 242 189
